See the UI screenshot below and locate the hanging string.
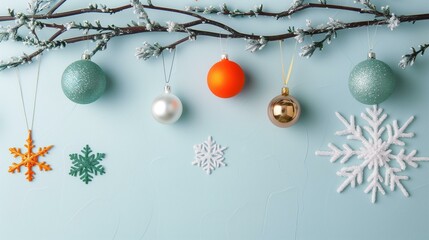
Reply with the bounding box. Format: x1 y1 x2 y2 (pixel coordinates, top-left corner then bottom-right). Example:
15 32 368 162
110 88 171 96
161 48 176 85
279 40 287 85
31 57 42 130
219 32 225 54
286 42 297 85
279 40 298 86
367 22 380 52
16 68 30 130
15 58 42 131
84 27 90 56
219 31 230 55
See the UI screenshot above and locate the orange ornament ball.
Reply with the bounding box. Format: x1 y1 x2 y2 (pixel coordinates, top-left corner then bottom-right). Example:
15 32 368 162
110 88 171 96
207 55 245 98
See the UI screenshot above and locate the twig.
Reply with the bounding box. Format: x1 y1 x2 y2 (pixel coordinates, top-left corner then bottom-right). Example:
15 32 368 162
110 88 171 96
1 1 429 70
46 0 67 16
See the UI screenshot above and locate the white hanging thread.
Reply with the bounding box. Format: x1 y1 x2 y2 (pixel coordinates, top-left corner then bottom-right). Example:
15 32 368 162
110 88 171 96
367 23 380 52
219 31 229 55
15 58 42 131
219 33 225 54
161 48 176 85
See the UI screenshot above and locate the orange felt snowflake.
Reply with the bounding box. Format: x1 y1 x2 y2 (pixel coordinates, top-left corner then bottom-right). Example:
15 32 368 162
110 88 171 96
9 130 53 181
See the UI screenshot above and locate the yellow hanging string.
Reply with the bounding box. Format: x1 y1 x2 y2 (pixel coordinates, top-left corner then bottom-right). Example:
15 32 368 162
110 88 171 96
279 40 286 85
279 40 297 86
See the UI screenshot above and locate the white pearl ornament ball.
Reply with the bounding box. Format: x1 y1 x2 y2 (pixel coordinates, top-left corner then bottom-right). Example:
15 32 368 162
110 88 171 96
151 85 183 124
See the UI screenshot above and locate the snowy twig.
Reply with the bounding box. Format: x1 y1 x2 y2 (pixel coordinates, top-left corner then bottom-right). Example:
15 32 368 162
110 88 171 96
399 44 429 69
1 0 429 69
186 2 384 19
46 0 65 15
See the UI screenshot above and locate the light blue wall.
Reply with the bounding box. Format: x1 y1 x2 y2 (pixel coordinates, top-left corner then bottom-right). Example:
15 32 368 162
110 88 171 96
0 1 428 239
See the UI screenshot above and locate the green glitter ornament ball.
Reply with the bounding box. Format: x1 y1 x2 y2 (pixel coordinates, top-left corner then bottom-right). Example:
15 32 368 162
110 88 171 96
348 53 396 105
61 59 107 104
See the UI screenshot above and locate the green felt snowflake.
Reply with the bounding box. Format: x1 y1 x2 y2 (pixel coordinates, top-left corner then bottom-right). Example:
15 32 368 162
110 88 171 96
69 145 106 184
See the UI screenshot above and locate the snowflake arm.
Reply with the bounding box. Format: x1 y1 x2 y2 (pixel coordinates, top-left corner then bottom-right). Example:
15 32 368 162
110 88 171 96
34 145 54 171
384 166 409 197
35 146 53 157
389 149 429 169
315 143 360 163
9 147 24 158
335 112 370 146
69 153 82 175
364 164 386 203
69 145 106 184
90 153 106 175
35 161 52 171
386 116 415 146
9 148 25 173
360 105 387 143
336 165 364 192
192 136 227 174
33 146 54 174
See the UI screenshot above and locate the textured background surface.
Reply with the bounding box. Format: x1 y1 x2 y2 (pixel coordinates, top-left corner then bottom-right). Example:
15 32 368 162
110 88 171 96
0 0 428 239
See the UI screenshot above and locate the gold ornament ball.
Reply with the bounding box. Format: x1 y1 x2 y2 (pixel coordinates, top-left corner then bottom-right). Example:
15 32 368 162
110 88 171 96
267 87 301 128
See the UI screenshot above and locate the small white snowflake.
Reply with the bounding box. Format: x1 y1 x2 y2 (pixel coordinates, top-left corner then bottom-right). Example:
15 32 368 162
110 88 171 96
64 22 75 30
387 13 400 31
294 28 305 43
166 21 183 32
327 17 345 29
192 136 227 174
305 19 312 28
316 105 429 203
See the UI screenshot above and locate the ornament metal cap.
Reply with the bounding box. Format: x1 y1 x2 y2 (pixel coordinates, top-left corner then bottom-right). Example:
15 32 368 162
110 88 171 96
281 87 289 96
221 54 228 60
164 85 171 94
81 53 91 60
368 52 376 59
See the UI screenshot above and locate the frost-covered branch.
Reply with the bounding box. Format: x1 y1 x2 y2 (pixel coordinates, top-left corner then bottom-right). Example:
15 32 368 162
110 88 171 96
185 1 384 19
399 44 429 69
298 17 345 58
46 0 66 15
1 0 429 70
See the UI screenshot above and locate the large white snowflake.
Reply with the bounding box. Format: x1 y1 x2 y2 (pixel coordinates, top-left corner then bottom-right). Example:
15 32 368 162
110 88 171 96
316 105 429 203
192 136 227 174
